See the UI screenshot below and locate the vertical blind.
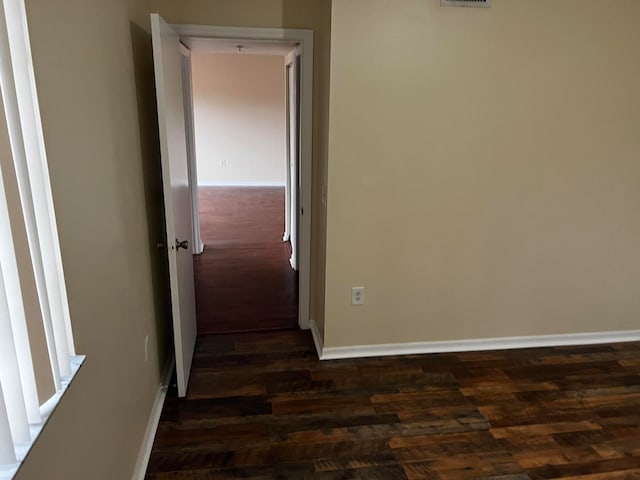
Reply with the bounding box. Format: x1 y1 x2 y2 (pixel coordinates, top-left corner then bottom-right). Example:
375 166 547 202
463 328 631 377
0 0 77 472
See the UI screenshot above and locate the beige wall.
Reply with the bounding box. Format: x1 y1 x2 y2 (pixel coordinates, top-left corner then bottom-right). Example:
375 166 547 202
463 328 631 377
15 1 330 477
324 0 640 347
16 0 171 478
13 0 640 477
192 53 286 186
148 0 332 333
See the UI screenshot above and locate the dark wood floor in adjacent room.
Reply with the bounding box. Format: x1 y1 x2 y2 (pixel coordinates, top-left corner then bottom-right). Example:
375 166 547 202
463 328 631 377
194 186 298 334
146 330 640 479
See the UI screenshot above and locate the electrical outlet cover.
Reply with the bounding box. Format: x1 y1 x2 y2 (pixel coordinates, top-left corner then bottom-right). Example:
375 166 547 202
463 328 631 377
351 286 364 305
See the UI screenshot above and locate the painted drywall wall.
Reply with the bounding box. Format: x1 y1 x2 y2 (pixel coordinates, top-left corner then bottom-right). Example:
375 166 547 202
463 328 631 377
191 53 286 186
16 0 172 478
148 0 332 335
312 1 331 339
324 0 640 347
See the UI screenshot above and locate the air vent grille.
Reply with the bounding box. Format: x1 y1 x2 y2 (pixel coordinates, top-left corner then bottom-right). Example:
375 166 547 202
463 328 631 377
441 0 491 7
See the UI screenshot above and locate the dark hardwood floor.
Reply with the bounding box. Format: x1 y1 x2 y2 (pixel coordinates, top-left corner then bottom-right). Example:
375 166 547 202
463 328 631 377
194 186 298 334
146 330 640 479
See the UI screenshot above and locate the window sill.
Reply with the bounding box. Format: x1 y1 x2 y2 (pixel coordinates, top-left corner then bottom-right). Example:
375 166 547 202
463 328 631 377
0 355 86 480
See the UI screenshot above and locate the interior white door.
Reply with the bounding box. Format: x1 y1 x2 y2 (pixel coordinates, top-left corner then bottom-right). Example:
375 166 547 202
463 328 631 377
179 45 204 255
288 56 300 271
283 63 291 244
151 13 197 398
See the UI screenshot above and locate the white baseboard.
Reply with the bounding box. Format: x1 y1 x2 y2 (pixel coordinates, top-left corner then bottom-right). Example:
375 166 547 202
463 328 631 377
318 329 640 361
131 357 175 480
309 319 324 359
197 182 285 187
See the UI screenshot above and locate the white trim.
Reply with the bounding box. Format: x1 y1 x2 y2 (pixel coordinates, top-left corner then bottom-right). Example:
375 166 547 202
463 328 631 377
131 357 175 480
172 24 313 330
197 181 286 188
317 330 640 361
309 319 323 359
179 45 203 256
285 49 296 66
286 55 298 272
174 25 310 42
283 60 292 246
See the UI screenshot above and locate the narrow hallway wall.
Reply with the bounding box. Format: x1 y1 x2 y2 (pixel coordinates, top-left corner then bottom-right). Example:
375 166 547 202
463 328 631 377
192 53 286 186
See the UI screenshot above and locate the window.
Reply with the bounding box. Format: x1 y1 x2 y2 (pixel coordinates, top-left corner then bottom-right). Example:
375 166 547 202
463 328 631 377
0 0 82 478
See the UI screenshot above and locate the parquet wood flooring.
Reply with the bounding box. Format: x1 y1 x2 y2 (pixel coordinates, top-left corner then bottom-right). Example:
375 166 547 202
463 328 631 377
194 187 298 334
146 330 640 479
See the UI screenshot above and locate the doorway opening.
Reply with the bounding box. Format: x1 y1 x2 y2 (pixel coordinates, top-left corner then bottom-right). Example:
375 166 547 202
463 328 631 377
178 28 313 334
151 18 313 396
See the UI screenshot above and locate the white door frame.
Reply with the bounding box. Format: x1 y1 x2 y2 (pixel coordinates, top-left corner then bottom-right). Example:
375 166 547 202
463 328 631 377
172 24 314 330
179 44 204 255
286 55 299 271
283 61 292 244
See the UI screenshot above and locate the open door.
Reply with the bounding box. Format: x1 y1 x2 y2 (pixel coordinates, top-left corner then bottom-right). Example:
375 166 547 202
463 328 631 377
179 45 204 255
287 55 301 271
151 13 197 398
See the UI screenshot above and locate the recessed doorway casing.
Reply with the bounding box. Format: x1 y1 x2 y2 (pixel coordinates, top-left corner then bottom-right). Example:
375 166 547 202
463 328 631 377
174 24 314 330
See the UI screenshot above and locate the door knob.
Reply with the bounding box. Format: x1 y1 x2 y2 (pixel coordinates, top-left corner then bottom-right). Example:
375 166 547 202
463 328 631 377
175 239 189 250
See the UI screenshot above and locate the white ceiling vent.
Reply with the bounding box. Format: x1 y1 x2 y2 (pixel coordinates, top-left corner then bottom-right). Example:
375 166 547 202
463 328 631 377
441 0 491 7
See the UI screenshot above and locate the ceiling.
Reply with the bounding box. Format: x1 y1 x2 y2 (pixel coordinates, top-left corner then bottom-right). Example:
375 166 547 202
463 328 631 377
181 37 299 56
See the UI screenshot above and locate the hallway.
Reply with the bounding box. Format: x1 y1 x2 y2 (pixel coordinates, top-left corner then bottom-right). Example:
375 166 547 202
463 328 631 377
193 186 298 334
